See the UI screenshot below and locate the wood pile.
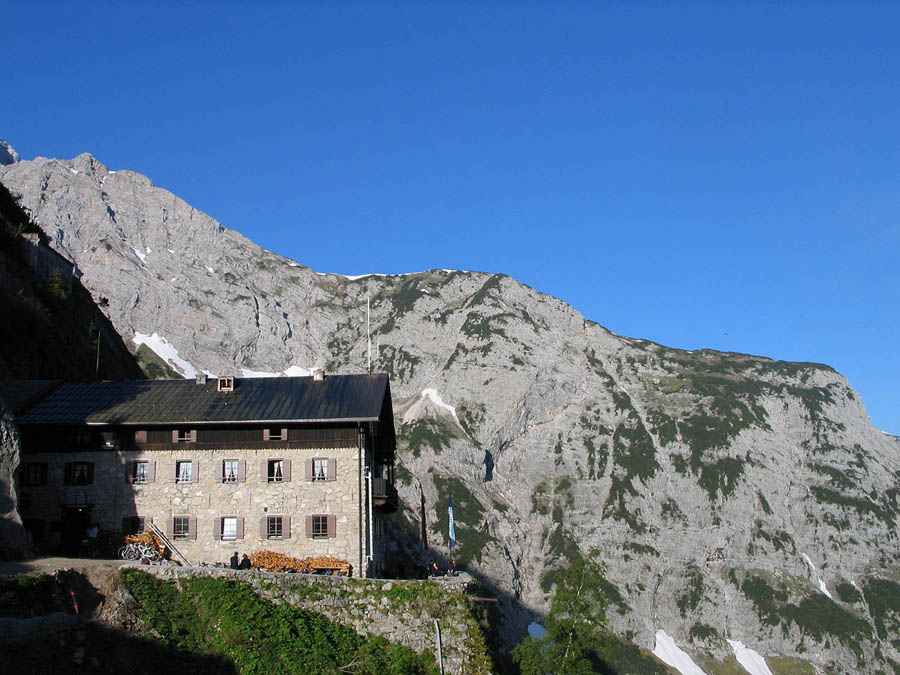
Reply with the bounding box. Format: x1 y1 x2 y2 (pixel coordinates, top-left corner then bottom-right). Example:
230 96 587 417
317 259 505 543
249 551 352 576
125 530 168 557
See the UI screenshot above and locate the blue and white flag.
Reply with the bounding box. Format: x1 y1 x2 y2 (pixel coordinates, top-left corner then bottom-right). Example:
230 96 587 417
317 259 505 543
448 493 456 550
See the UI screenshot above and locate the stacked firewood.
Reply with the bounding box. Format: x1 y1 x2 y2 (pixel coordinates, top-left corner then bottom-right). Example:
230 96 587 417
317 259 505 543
249 550 352 576
125 530 168 557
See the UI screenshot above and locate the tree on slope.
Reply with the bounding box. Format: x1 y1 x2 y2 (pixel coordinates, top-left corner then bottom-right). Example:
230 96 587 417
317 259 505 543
513 554 612 674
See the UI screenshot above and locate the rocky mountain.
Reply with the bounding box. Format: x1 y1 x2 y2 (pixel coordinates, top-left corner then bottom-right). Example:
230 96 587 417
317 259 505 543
3 150 899 673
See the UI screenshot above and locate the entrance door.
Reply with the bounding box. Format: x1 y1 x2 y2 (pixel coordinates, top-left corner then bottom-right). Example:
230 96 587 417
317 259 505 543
61 506 92 554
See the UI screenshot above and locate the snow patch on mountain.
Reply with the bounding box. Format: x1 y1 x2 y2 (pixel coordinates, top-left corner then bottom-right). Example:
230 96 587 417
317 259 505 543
402 388 460 425
241 365 314 378
727 640 774 675
652 630 706 675
801 553 832 599
132 332 196 378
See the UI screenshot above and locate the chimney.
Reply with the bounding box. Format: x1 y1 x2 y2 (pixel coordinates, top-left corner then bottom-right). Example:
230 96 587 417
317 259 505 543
196 374 208 385
313 368 325 382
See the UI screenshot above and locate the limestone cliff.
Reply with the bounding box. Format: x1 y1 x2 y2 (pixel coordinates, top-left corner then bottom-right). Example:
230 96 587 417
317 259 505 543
3 151 899 673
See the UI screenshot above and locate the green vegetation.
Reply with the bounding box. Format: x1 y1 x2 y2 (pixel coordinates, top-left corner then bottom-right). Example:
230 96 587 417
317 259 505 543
401 417 460 457
862 578 900 641
677 565 705 617
808 462 858 491
698 457 745 501
430 474 490 565
689 622 720 643
740 573 872 658
514 554 613 674
120 569 436 674
810 485 897 527
834 581 862 604
758 491 773 515
377 344 421 382
752 522 796 554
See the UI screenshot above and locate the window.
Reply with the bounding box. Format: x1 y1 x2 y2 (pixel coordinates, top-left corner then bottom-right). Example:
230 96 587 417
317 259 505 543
65 461 94 485
223 460 239 483
263 428 287 441
268 459 283 482
172 516 190 538
267 516 283 538
134 461 148 483
222 517 237 540
175 461 193 483
217 377 234 392
173 429 196 443
312 458 327 481
312 515 327 538
23 463 47 486
306 458 335 481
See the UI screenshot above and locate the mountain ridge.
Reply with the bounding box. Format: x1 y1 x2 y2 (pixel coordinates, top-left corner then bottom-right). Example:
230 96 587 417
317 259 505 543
3 149 899 674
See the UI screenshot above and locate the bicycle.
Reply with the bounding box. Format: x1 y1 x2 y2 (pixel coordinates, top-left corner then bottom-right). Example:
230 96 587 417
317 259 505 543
118 542 160 561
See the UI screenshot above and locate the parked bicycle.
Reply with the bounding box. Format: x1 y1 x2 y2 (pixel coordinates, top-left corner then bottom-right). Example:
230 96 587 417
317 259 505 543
118 541 161 561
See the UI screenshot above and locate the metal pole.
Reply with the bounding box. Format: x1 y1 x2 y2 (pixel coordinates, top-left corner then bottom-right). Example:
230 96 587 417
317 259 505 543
434 618 444 675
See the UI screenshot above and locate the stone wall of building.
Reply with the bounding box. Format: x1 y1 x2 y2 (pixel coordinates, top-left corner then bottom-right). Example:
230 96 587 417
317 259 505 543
20 444 375 574
135 564 492 675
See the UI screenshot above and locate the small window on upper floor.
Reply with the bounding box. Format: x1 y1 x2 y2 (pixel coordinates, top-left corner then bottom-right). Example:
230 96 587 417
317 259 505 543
24 462 48 486
173 429 196 443
263 428 287 441
217 377 234 392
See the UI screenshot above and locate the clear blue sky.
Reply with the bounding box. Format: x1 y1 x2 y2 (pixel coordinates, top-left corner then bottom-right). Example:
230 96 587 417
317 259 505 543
4 2 899 434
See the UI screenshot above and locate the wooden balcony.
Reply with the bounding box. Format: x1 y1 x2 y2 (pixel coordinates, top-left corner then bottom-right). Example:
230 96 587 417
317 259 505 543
372 477 398 512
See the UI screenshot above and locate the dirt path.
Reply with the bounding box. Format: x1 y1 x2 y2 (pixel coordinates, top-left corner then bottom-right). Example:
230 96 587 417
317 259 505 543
0 556 127 578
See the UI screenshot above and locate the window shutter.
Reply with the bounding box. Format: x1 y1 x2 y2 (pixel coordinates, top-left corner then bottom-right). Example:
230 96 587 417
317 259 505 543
170 463 178 482
172 429 179 443
260 517 268 538
283 516 291 539
166 518 174 537
236 517 244 540
327 459 336 481
188 516 197 539
190 461 199 483
214 517 223 539
327 515 336 538
137 516 146 532
281 428 287 441
217 460 224 482
135 430 147 444
64 463 74 485
127 461 136 483
305 516 313 538
87 462 95 484
147 461 156 483
263 428 270 441
190 430 197 442
282 459 292 482
305 459 313 481
237 460 246 482
260 460 267 482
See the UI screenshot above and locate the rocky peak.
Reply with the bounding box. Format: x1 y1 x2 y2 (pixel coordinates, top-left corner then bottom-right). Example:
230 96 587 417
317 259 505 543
2 151 899 673
0 138 19 166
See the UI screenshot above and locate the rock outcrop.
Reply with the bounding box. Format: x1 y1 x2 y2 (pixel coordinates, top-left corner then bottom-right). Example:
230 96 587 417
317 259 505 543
3 150 899 672
0 139 19 166
0 399 28 559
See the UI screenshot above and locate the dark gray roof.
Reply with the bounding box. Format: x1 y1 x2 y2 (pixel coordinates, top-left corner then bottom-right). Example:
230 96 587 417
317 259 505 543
0 380 63 415
13 374 391 426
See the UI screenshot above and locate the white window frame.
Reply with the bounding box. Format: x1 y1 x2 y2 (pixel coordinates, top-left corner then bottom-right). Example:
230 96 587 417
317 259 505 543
268 459 284 482
221 517 238 540
267 516 283 539
134 460 149 483
173 516 190 538
312 458 328 482
311 515 328 539
223 459 239 483
176 460 193 483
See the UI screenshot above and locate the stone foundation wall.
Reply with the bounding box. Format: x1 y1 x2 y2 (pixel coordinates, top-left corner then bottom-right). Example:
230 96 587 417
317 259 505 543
135 565 491 674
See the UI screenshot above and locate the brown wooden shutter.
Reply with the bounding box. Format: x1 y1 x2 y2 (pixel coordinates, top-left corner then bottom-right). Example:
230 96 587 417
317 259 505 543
166 518 174 537
147 461 156 483
190 430 197 442
127 461 136 483
263 428 270 441
327 515 336 538
64 463 74 485
283 516 291 539
305 459 313 481
327 459 336 481
213 517 223 539
260 460 268 482
135 430 147 444
87 463 95 484
137 516 146 532
217 460 224 482
188 516 197 539
190 461 199 483
282 459 291 482
172 429 179 443
305 516 313 538
237 460 246 482
281 428 287 441
260 517 268 538
236 517 245 540
170 462 178 482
